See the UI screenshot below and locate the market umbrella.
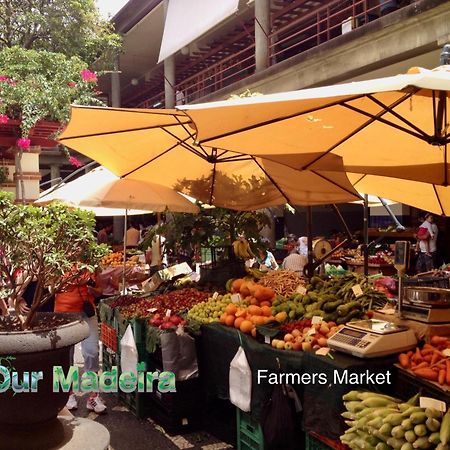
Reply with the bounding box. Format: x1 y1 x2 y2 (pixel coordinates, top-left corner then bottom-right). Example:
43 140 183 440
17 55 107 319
181 64 450 190
36 166 199 291
349 173 450 216
58 106 360 210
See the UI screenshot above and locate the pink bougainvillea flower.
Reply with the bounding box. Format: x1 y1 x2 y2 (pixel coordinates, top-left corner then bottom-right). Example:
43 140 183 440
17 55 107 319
17 137 31 150
0 75 9 82
80 69 97 83
67 81 76 88
68 156 82 168
0 114 9 124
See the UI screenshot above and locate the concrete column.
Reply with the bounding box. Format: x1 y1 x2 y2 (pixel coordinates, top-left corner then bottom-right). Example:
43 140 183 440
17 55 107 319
163 0 175 108
111 56 121 108
164 56 176 108
50 164 60 186
255 0 270 72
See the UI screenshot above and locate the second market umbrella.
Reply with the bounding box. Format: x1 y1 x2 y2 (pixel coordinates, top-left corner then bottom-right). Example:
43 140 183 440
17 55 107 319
58 106 361 209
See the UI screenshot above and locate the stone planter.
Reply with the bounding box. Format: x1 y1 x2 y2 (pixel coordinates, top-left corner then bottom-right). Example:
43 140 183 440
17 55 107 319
0 313 89 428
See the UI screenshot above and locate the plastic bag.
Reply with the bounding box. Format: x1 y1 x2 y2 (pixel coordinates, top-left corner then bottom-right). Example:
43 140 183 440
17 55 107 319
261 383 299 449
120 324 138 374
229 346 252 412
160 331 198 381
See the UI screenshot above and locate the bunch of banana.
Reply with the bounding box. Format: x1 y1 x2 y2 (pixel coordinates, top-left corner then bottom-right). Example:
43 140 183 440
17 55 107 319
232 238 254 259
246 267 266 279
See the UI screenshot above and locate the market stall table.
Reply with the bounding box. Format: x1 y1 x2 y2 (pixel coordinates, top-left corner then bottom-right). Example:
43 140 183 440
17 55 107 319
346 261 396 276
199 323 397 441
98 265 149 295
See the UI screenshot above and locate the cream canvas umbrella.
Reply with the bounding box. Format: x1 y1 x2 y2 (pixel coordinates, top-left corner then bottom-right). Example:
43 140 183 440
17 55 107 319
181 63 450 196
58 106 360 209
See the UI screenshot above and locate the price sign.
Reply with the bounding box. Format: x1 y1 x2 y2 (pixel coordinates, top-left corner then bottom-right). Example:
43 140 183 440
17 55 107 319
419 397 446 413
312 316 323 325
212 292 219 300
296 285 307 295
443 349 450 357
264 336 270 344
307 328 316 336
147 308 158 313
165 309 172 317
352 284 364 298
231 293 241 304
316 347 330 356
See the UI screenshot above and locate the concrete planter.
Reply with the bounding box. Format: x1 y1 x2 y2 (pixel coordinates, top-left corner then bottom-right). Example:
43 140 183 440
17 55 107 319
0 313 89 427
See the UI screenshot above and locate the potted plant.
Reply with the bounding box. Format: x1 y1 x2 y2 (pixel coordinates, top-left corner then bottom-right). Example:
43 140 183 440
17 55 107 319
0 46 104 200
0 192 108 440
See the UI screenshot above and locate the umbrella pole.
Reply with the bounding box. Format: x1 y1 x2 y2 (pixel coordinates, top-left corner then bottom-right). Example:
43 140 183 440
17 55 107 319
122 208 128 295
363 194 369 276
307 206 313 272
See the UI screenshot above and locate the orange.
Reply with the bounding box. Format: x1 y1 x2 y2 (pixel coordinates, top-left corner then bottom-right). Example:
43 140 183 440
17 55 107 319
251 328 257 338
261 305 272 317
232 279 244 293
225 315 235 327
240 282 251 297
274 311 288 323
247 305 262 316
248 296 258 305
260 301 271 307
235 308 247 318
234 317 245 329
219 313 227 324
240 320 253 334
225 304 237 315
252 315 266 326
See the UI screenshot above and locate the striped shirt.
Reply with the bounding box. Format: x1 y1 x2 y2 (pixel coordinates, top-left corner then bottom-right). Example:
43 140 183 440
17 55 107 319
282 253 307 275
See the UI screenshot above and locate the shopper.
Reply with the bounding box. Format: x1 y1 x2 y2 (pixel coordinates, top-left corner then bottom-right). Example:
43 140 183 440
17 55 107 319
416 213 438 272
125 222 140 247
297 236 308 256
258 248 279 271
55 269 106 414
282 248 307 275
97 224 113 245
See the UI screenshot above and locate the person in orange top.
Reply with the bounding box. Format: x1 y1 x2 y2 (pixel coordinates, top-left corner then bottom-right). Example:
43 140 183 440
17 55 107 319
55 269 106 414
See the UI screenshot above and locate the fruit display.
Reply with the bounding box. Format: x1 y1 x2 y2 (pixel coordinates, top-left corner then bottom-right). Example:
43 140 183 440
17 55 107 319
116 288 210 319
398 336 450 387
271 319 343 351
187 293 248 324
348 250 394 265
219 302 278 335
258 269 306 297
340 389 450 449
232 238 254 259
229 278 276 306
148 313 186 330
101 251 139 267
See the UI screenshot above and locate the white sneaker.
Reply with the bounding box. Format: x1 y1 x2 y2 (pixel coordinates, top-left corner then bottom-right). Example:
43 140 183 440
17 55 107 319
66 394 78 411
86 395 107 414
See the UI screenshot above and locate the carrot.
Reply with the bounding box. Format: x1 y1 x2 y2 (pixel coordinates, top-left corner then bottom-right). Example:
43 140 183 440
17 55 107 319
431 351 442 365
421 348 434 356
423 343 435 350
407 350 414 357
446 360 450 385
439 369 446 385
414 368 439 381
431 335 448 346
413 348 423 363
423 354 432 362
412 362 429 371
399 353 410 368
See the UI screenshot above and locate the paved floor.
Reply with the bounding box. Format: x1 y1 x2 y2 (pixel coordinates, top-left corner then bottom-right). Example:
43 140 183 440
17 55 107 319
72 343 235 450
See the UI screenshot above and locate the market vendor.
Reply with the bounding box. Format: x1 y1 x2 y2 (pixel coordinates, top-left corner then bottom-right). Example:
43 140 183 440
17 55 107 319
125 222 140 247
257 247 279 271
281 248 307 275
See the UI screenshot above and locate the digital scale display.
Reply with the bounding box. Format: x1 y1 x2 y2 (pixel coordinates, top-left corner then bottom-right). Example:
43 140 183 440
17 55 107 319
340 328 365 339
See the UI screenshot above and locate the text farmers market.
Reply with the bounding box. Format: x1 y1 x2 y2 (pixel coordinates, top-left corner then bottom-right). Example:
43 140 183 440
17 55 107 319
257 369 392 385
0 364 176 394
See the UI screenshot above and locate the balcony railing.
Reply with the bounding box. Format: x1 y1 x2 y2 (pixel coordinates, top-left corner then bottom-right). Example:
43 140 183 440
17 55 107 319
135 0 404 109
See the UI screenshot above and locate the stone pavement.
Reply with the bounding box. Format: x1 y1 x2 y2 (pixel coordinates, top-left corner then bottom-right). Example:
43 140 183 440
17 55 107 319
72 343 235 450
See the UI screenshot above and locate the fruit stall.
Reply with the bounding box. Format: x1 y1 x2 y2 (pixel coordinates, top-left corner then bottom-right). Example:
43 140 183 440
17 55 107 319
97 266 450 449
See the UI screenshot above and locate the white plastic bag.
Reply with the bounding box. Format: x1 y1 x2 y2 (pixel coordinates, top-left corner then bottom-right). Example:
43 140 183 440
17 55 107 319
120 325 138 374
229 346 252 412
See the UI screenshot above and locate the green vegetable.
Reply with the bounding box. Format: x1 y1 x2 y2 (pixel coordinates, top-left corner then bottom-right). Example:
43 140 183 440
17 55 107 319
384 413 404 427
376 443 390 450
401 407 423 417
401 418 414 431
429 431 441 445
412 436 431 448
407 393 421 406
425 417 440 432
391 425 405 439
425 407 442 420
379 423 393 436
337 309 362 324
400 444 413 450
323 299 343 312
343 390 361 402
362 397 397 408
387 437 407 449
337 301 362 316
413 424 427 437
441 411 450 445
410 412 427 425
404 430 416 443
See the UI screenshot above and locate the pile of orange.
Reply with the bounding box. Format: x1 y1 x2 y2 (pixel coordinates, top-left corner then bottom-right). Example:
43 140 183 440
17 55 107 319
220 303 287 336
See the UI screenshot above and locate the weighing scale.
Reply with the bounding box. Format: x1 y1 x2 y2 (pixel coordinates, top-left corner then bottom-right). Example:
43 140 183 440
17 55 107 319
401 287 450 323
327 319 417 358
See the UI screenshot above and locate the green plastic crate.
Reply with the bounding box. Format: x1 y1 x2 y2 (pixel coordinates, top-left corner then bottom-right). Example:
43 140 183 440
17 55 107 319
236 409 265 450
